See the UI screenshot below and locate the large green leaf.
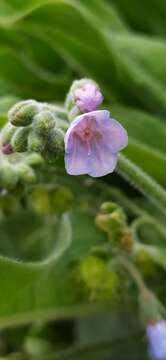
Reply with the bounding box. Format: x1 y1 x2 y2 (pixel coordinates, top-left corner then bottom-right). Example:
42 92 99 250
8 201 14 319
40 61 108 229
0 210 106 328
111 104 166 185
0 0 165 114
111 0 166 36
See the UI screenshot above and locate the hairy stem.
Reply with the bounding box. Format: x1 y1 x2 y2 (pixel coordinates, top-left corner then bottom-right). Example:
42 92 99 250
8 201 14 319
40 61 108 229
117 154 166 215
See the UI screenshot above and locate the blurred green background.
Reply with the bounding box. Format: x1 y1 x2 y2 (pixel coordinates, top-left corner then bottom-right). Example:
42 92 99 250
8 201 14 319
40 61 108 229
0 0 166 359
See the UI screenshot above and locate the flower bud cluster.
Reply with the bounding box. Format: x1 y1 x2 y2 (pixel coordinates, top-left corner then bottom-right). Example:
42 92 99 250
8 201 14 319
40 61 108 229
95 202 133 251
1 100 68 161
75 255 120 303
0 153 43 190
29 185 73 215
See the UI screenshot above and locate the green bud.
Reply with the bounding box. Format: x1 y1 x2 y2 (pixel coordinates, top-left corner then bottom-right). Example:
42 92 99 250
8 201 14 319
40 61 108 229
0 192 18 213
33 111 55 136
1 122 16 144
17 164 36 184
24 153 44 167
0 164 18 189
8 100 39 126
29 186 51 215
42 128 64 161
95 202 127 244
29 185 73 215
28 131 45 153
11 126 30 152
78 256 120 302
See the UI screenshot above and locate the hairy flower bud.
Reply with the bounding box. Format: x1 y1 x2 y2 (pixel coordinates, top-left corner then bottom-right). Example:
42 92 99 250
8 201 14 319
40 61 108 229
11 127 30 152
42 128 64 161
77 255 120 302
29 185 73 215
28 131 45 153
95 202 129 247
24 153 44 167
29 186 51 215
65 79 103 120
1 143 13 155
0 163 18 189
1 123 16 146
8 100 39 126
33 110 56 135
17 164 36 184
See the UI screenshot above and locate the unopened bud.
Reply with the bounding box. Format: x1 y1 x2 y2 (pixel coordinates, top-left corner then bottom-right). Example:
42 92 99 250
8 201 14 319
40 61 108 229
78 255 120 302
11 127 30 152
1 143 13 155
29 186 51 215
0 164 18 189
33 111 55 135
8 100 39 126
17 164 36 184
42 128 64 161
24 153 44 167
65 79 103 120
1 122 16 146
28 131 44 153
95 202 127 245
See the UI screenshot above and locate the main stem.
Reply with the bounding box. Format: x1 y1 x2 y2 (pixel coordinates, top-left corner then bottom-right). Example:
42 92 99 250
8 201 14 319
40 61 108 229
115 256 148 295
117 153 166 215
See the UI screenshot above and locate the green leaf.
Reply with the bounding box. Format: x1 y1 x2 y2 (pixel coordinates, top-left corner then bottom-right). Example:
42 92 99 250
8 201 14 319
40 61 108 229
0 0 166 114
0 211 106 328
111 0 166 36
124 139 166 186
110 104 166 153
117 154 166 215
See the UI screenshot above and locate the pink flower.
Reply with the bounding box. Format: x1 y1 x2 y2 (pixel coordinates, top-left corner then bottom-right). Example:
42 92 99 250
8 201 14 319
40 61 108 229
74 81 103 112
64 110 128 177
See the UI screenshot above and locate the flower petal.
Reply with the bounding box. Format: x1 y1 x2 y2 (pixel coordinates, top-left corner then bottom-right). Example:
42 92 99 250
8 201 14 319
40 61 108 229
147 321 166 360
88 138 117 177
102 118 128 153
65 135 88 175
64 110 128 177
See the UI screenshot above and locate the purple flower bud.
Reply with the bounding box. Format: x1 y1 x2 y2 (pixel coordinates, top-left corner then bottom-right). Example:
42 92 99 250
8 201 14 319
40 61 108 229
1 143 13 155
147 320 166 360
64 110 128 177
74 80 103 112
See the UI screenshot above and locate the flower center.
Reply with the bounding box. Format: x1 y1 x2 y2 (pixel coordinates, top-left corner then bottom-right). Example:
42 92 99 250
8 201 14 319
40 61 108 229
82 127 93 155
83 127 92 141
